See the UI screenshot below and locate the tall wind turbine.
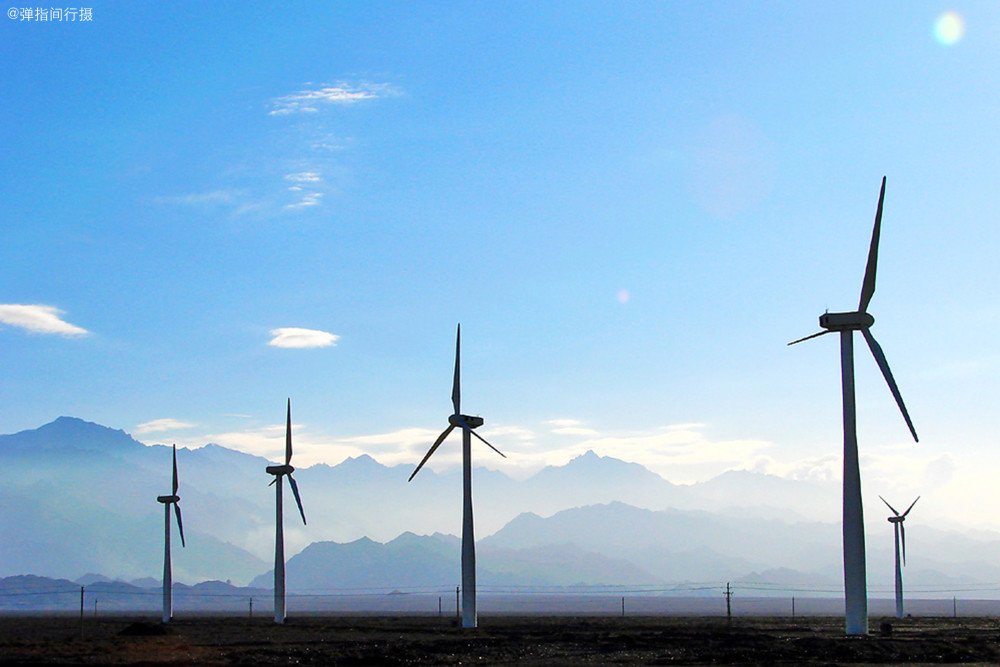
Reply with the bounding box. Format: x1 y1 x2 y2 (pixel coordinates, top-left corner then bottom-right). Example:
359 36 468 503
265 399 307 624
156 444 185 624
880 495 919 619
789 177 919 635
409 324 505 629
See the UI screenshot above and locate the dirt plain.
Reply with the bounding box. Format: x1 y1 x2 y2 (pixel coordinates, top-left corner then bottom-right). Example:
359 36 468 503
2 614 1000 666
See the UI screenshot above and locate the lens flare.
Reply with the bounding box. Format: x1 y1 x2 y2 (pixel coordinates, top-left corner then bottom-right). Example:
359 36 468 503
934 11 965 46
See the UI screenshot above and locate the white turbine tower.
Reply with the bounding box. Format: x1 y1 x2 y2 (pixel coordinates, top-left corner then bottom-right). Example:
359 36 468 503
409 324 505 629
265 399 307 624
790 177 919 636
156 444 185 624
880 495 919 619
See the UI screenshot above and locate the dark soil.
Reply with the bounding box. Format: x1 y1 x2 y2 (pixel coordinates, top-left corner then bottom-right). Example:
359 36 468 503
1 614 999 665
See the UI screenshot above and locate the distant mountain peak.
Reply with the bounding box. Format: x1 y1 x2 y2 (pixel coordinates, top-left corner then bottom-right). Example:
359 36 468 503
339 454 384 469
2 417 141 454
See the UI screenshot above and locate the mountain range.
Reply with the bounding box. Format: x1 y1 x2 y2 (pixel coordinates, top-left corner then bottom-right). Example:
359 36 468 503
3 417 1000 599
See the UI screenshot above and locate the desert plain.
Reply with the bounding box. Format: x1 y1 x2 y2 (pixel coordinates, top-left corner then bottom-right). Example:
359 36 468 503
2 613 1000 666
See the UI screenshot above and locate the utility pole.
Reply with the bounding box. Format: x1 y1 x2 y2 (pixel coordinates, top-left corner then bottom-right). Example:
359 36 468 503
621 597 625 617
792 596 796 618
953 596 957 618
438 597 442 618
724 583 733 624
455 586 460 621
249 597 253 620
79 586 85 639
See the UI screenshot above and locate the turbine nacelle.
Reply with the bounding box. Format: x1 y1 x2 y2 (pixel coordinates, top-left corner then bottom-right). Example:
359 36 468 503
450 414 484 429
266 464 295 476
157 494 180 504
887 515 904 524
820 311 875 331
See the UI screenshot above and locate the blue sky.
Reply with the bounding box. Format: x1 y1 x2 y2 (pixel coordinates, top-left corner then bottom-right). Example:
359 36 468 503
2 3 999 528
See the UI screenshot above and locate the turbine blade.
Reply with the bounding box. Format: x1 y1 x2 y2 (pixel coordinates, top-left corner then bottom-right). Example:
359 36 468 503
859 176 886 313
285 398 293 466
861 327 919 442
452 324 461 415
172 444 179 495
879 495 900 516
408 425 455 482
464 423 507 459
788 331 830 346
900 521 907 566
288 474 307 525
902 495 920 518
174 504 186 548
268 477 277 487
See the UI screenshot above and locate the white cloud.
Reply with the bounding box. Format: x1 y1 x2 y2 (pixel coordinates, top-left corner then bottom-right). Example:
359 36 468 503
165 424 431 469
0 304 88 336
545 418 600 436
285 192 324 209
155 190 244 206
269 82 398 116
268 327 339 349
134 418 197 435
285 172 322 183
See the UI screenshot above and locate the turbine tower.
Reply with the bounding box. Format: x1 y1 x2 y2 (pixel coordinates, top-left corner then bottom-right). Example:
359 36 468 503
156 444 185 624
265 399 307 624
880 495 919 619
789 177 919 635
409 324 506 629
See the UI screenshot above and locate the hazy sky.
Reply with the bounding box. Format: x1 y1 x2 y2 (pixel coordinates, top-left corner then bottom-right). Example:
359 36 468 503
2 4 998 528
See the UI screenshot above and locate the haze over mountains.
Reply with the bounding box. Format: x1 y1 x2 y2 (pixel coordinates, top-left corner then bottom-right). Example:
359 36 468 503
3 417 1000 598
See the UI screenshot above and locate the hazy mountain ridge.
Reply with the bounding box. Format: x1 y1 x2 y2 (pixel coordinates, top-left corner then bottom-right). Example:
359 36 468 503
250 532 662 592
3 417 1000 596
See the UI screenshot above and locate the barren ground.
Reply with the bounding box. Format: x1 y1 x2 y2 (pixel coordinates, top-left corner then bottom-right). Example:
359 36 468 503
2 614 1000 665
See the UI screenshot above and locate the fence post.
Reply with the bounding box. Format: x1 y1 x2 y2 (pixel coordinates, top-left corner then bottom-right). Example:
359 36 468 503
725 583 732 624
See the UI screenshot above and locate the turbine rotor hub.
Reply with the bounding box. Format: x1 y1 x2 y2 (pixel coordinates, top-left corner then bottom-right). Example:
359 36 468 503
450 414 484 428
819 311 875 331
157 495 179 504
888 516 904 524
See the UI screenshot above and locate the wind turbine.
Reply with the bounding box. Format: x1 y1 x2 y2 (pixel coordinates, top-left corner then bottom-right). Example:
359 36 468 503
408 324 505 629
880 495 919 619
265 399 307 624
789 177 918 635
156 444 185 624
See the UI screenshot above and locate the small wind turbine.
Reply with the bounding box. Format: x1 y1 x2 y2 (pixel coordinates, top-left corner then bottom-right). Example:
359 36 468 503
880 495 919 619
790 177 918 636
156 444 185 623
409 324 505 629
265 399 307 624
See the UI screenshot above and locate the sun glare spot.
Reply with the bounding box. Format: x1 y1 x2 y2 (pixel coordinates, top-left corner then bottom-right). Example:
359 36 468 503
617 289 630 304
934 11 965 46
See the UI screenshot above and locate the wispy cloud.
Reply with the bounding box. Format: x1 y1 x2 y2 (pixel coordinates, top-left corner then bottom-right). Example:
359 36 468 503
284 172 322 183
164 422 408 469
135 418 197 435
154 189 245 207
0 304 88 336
545 418 600 436
285 192 324 209
268 327 339 349
269 82 398 116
